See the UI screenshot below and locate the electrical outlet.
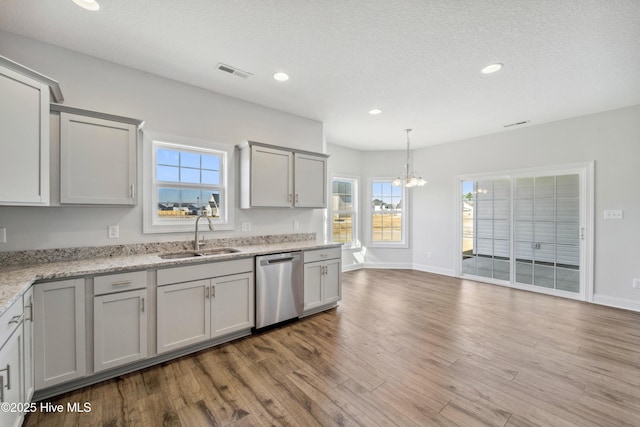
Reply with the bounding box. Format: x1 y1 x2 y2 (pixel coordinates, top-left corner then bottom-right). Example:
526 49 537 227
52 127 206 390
427 252 432 259
0 228 6 243
241 222 251 232
108 225 119 239
604 209 623 220
633 279 640 289
293 220 299 230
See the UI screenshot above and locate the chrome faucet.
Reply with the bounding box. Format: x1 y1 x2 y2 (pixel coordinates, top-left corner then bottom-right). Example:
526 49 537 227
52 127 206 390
194 213 214 251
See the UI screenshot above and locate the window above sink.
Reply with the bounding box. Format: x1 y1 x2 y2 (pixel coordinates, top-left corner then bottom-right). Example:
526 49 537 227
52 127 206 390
142 133 235 234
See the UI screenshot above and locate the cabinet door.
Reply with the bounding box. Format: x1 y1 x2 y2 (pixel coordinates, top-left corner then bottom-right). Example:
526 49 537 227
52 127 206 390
60 112 136 205
94 289 147 372
211 272 254 338
250 145 293 207
22 287 34 402
34 278 86 390
0 327 23 427
294 153 326 208
0 65 49 206
323 259 342 304
303 262 324 312
157 280 210 354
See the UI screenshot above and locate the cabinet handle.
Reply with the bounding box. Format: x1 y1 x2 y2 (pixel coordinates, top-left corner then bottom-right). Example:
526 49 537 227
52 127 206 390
295 194 299 203
289 194 292 203
141 297 145 313
8 314 22 325
212 285 216 298
25 303 33 322
112 280 132 287
0 364 10 392
320 253 328 258
130 184 135 199
205 287 209 299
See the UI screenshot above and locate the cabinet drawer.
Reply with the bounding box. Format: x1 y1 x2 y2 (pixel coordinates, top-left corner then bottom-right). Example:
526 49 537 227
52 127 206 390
94 270 147 295
303 247 341 263
157 258 253 286
0 297 24 346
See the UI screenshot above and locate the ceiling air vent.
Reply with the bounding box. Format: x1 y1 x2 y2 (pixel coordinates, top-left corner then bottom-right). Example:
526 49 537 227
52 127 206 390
216 63 253 79
504 120 530 128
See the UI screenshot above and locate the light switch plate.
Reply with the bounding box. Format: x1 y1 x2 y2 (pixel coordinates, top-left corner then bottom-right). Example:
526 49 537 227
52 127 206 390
241 222 251 232
633 279 640 289
603 210 623 220
0 228 6 243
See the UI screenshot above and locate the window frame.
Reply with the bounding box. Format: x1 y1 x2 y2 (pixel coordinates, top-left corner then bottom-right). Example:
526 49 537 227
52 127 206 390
143 132 235 234
366 177 409 248
329 174 359 249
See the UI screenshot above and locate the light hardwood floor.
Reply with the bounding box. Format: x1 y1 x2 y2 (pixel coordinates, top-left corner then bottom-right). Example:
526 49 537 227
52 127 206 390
25 269 640 426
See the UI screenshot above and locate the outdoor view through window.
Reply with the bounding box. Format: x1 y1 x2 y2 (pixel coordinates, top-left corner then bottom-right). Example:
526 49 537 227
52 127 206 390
155 145 224 221
371 180 403 242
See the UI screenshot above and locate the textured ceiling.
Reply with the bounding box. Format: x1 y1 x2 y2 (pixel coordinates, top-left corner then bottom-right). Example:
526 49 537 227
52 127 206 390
1 0 639 150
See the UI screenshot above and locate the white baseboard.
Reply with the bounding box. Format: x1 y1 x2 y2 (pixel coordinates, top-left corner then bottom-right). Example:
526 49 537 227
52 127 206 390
412 263 456 277
363 262 414 269
593 294 640 313
342 263 363 272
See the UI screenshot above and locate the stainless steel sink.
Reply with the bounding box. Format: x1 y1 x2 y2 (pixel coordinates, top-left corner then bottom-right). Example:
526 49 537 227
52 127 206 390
158 248 240 260
199 248 240 256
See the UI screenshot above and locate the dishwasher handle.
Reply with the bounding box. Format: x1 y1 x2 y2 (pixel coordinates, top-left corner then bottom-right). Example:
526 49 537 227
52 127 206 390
258 253 301 266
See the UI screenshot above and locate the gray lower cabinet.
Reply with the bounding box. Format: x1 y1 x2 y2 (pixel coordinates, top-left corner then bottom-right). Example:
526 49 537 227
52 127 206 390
156 259 254 354
94 289 148 372
0 299 24 427
22 287 35 402
211 272 254 338
156 273 255 354
34 278 86 390
303 248 342 315
157 279 210 354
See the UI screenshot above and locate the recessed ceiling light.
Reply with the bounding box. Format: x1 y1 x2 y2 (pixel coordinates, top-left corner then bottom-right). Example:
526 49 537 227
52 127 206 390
481 63 503 74
369 109 382 115
273 72 289 82
72 0 100 11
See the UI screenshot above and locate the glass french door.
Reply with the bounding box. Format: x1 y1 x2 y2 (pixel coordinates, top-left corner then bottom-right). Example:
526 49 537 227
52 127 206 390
461 169 586 299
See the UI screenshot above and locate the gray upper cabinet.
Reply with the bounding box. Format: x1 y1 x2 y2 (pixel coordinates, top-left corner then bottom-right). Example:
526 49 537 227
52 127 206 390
294 152 327 208
56 105 142 205
238 141 328 209
0 56 63 206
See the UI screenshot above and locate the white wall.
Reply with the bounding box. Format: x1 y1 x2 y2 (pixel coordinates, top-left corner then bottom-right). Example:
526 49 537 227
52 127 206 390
0 31 325 251
410 105 640 310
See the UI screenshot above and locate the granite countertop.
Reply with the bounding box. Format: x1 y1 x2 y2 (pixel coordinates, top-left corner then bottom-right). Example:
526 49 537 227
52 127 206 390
0 237 341 316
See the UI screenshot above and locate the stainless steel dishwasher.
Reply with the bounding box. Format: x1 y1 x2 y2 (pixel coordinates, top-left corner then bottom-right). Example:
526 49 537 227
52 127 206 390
255 252 303 329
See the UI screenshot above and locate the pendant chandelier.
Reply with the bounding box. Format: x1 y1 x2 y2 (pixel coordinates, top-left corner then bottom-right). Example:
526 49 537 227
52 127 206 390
392 129 426 187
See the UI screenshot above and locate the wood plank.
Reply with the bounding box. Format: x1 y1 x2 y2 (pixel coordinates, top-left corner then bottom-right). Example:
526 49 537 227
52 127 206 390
23 269 640 427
